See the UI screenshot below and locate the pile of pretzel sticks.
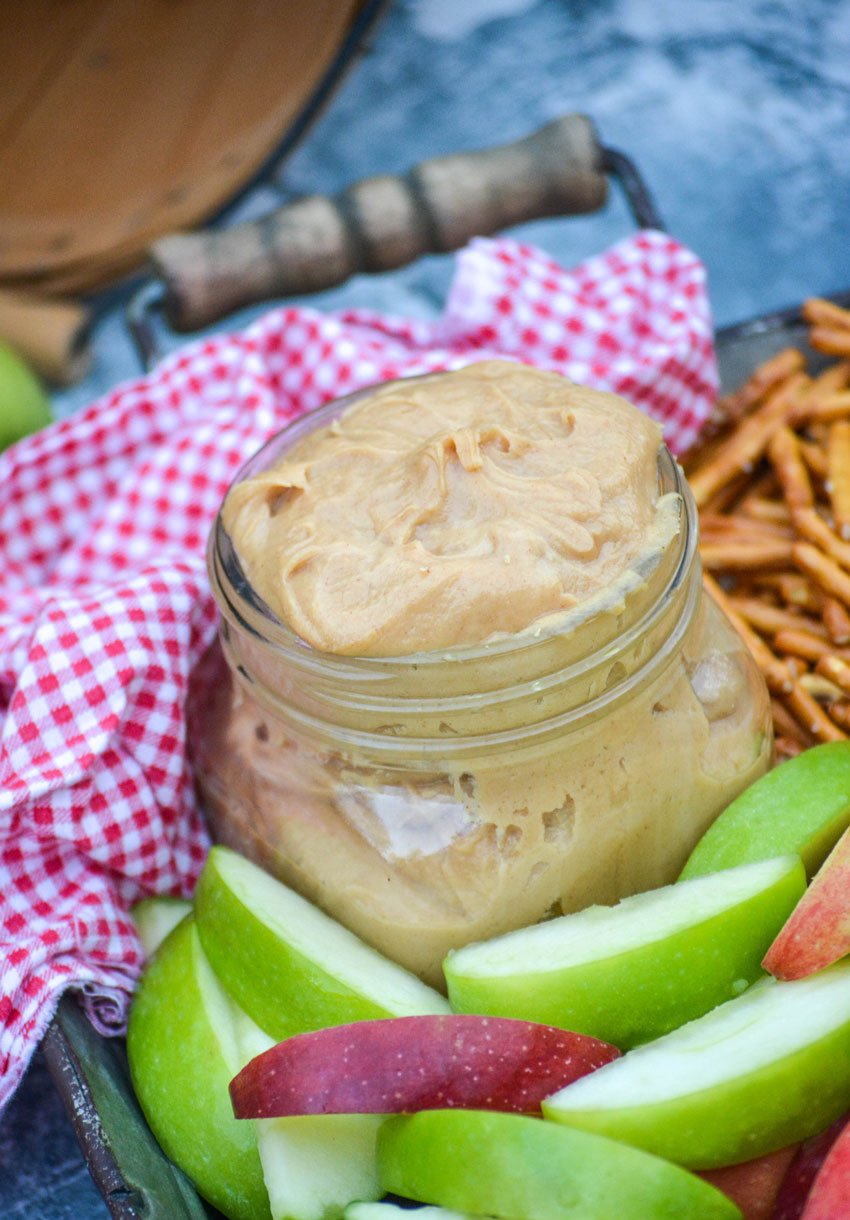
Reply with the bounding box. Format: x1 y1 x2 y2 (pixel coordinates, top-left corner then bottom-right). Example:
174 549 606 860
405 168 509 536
684 297 850 762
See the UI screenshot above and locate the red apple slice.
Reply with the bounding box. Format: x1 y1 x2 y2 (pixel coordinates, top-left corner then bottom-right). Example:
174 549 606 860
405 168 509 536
698 1145 798 1220
230 1015 619 1120
774 1115 849 1220
799 1116 850 1219
765 824 850 980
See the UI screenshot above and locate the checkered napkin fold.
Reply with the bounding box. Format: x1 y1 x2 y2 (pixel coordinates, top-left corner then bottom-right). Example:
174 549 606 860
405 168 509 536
0 231 716 1109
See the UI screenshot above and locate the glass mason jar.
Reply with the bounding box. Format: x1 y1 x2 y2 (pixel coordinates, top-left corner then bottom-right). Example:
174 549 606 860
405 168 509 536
190 384 773 990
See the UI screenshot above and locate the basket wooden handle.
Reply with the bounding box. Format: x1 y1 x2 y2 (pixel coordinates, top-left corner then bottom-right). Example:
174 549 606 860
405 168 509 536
150 114 607 331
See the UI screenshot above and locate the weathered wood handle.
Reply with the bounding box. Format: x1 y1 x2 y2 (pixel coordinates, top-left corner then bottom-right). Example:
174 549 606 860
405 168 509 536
151 114 607 331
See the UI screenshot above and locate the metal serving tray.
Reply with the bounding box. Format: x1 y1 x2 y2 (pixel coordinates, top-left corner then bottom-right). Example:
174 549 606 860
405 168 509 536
36 118 850 1217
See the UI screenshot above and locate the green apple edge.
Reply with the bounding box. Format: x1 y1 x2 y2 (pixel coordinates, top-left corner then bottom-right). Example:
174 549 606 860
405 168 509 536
680 741 850 879
543 962 850 1169
131 895 192 957
235 1014 382 1220
378 1110 741 1220
127 915 271 1220
194 846 448 1041
444 855 805 1048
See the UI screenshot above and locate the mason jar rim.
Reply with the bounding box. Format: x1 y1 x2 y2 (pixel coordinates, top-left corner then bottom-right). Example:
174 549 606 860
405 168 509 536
209 376 699 672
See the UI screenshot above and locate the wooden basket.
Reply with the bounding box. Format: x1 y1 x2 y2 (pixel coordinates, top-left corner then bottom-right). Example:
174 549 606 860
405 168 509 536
0 0 377 297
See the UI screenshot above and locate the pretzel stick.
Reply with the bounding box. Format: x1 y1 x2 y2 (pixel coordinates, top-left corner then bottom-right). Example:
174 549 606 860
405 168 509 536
816 655 850 696
771 697 814 746
808 357 850 394
729 597 828 639
688 372 808 508
786 680 848 741
793 540 850 606
767 426 814 511
699 514 794 542
700 472 754 515
752 570 822 608
828 701 850 732
700 540 795 570
823 597 850 645
775 735 805 759
703 573 791 694
799 673 844 701
781 655 808 681
827 420 850 540
776 573 825 613
739 498 791 525
773 628 834 663
720 346 807 420
809 328 850 358
792 510 850 571
803 298 850 332
793 391 850 425
797 438 829 482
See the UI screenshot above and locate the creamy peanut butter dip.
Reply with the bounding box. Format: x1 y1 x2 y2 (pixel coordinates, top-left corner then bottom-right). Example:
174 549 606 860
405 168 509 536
222 361 672 654
199 362 772 987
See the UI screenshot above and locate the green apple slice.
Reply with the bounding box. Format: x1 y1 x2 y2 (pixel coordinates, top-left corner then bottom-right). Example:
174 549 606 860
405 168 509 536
195 847 448 1041
235 1014 382 1220
445 856 804 1047
254 1116 382 1220
127 916 270 1220
0 341 52 451
543 960 850 1168
378 1110 740 1219
680 742 850 880
131 896 192 956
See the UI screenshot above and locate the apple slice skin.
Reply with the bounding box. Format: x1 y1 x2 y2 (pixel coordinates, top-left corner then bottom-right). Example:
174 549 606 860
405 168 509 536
377 1110 741 1220
127 916 271 1220
543 968 850 1169
195 847 448 1041
698 1145 799 1220
798 1116 850 1219
773 1116 848 1220
764 823 850 980
230 1015 619 1119
680 742 850 880
444 857 805 1048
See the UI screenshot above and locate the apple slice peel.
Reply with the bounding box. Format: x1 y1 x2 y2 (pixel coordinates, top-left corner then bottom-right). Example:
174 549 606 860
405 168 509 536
230 1015 620 1119
798 1116 850 1219
681 741 850 880
195 846 449 1042
698 1145 799 1220
377 1109 742 1219
764 822 850 981
127 916 271 1220
773 1115 849 1220
445 855 804 1048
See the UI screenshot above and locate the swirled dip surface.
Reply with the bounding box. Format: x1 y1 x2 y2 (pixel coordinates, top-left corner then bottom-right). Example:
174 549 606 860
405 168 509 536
223 361 667 655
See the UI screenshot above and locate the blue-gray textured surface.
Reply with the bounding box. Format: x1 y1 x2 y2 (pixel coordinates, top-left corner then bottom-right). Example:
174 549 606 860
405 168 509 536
2 0 850 1214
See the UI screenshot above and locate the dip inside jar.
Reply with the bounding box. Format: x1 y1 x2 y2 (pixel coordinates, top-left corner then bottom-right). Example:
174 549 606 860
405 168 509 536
199 361 771 987
222 361 678 655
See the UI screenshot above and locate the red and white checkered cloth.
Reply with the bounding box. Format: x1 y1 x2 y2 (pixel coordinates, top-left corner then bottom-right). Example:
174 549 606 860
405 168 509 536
0 231 716 1108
